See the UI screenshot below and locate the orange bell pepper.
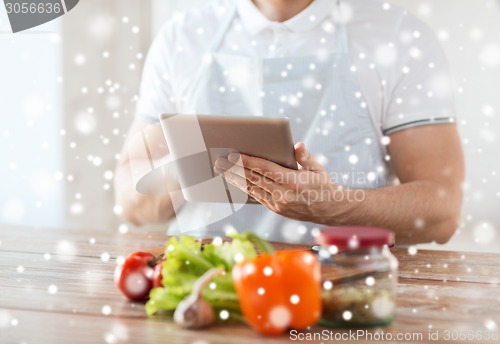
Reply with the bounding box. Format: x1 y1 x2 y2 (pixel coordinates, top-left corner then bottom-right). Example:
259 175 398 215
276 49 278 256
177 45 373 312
231 234 322 336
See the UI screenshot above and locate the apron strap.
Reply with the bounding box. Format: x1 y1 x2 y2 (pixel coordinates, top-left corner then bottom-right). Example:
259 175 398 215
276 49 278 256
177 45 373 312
208 4 237 53
336 24 350 54
335 0 350 54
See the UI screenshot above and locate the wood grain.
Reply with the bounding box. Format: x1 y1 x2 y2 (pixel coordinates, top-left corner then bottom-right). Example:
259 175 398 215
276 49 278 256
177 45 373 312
1 225 499 344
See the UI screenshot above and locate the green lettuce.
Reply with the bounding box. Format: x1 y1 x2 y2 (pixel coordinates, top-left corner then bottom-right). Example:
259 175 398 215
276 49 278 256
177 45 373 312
145 234 257 317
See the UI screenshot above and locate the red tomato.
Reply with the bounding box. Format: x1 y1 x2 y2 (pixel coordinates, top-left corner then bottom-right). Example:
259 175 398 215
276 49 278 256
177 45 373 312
152 262 164 288
114 251 155 301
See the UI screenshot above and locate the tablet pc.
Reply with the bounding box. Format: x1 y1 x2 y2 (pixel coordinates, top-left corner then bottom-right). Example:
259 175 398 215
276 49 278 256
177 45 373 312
159 114 297 204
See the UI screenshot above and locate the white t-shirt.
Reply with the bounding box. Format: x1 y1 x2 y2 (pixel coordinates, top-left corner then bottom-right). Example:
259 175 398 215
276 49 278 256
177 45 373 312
136 0 455 134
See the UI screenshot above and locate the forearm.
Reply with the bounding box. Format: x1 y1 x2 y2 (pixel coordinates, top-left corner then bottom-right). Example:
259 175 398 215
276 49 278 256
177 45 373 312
323 180 463 244
114 161 177 226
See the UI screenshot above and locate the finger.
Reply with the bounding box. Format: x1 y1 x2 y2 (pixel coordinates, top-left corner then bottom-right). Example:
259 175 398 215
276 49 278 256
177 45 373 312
215 158 282 195
215 162 297 210
226 153 289 184
294 142 325 172
221 169 274 206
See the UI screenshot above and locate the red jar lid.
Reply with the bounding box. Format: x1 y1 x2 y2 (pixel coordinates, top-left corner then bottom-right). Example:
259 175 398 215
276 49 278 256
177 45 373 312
316 226 395 249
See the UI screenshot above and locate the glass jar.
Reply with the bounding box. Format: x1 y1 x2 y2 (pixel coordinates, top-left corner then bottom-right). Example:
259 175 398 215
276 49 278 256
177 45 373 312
316 226 398 327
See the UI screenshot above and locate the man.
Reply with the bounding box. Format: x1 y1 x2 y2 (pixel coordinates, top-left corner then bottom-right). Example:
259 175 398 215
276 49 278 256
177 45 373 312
114 0 464 244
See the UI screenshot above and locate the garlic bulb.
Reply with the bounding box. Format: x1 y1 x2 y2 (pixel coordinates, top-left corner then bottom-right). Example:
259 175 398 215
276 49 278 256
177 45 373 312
174 268 224 329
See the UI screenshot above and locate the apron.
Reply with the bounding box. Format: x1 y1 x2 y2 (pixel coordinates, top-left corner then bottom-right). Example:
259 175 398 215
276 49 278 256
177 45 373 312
167 3 393 243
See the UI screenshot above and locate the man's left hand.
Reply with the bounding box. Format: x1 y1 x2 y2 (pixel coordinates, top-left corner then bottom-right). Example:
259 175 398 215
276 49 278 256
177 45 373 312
214 142 340 223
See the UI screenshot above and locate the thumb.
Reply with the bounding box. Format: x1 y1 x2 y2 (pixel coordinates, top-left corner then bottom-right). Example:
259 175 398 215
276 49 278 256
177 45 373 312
294 142 324 172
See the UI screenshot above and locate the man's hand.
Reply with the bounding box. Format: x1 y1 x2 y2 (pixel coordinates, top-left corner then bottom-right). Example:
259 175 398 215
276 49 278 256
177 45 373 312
214 142 343 223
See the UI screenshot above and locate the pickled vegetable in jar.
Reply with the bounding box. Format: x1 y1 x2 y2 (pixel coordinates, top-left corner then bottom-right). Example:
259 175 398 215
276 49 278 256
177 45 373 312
316 226 398 327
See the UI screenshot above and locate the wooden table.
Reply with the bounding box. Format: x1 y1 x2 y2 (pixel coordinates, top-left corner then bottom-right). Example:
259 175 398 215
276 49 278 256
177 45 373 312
1 225 499 344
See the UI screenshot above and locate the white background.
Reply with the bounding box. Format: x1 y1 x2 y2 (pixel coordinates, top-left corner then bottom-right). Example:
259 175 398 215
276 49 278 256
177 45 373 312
0 10 64 227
